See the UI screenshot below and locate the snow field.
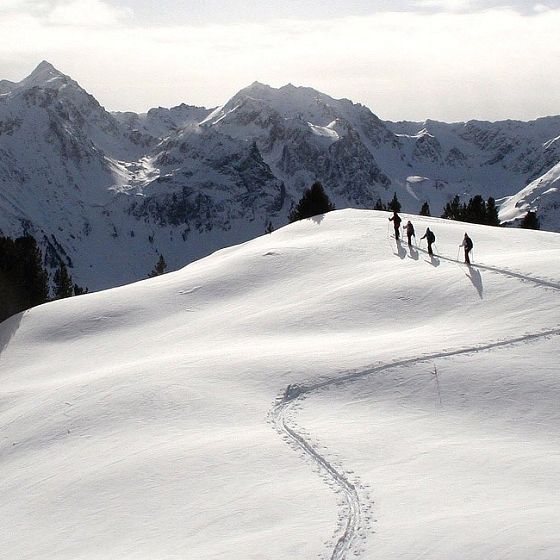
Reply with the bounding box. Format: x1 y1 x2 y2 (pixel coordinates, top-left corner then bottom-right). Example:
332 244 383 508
296 338 560 559
1 209 559 559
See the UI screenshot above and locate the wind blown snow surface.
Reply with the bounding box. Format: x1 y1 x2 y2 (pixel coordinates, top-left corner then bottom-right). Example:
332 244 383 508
1 210 559 559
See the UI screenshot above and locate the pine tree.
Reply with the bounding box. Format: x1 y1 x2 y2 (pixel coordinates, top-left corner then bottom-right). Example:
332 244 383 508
0 235 49 321
442 195 463 220
374 198 386 211
520 211 540 230
15 236 49 307
464 195 486 224
485 197 500 226
288 181 335 223
265 220 274 234
420 202 431 216
73 283 88 296
387 193 401 213
149 254 167 277
53 261 74 299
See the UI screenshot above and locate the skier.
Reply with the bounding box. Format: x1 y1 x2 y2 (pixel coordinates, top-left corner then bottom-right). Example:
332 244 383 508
460 232 473 264
405 220 415 246
421 227 436 256
389 211 402 240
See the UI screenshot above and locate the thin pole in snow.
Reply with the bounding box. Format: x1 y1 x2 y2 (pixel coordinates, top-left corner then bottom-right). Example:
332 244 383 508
433 364 442 407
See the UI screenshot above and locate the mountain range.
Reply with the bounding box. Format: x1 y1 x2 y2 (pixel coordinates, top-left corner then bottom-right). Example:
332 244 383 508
0 61 558 291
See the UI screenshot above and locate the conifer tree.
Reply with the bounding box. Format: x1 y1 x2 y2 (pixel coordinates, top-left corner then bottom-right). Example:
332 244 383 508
73 283 88 296
0 235 49 321
388 192 401 213
464 195 486 223
485 197 500 226
442 195 463 220
149 254 167 277
374 198 386 211
420 202 431 216
288 181 335 222
15 236 49 307
53 261 74 299
520 211 540 230
265 220 274 234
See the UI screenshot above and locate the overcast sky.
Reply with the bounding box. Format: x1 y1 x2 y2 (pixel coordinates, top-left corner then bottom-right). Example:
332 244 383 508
0 0 558 122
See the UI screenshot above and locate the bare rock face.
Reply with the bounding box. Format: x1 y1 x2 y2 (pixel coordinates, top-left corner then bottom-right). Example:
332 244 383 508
0 62 559 291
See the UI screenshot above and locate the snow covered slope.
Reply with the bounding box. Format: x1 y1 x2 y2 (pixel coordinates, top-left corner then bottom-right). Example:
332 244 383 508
1 210 559 559
500 161 560 230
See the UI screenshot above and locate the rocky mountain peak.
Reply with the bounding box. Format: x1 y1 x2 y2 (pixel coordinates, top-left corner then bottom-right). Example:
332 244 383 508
21 60 71 90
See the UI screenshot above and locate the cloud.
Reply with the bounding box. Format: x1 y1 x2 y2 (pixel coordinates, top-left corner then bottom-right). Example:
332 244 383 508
0 0 131 25
46 0 132 26
415 0 475 12
0 6 558 122
412 0 560 15
0 0 47 13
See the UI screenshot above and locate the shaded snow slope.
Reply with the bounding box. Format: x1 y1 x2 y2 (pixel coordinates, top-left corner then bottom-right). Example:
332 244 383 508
1 210 559 559
500 161 560 230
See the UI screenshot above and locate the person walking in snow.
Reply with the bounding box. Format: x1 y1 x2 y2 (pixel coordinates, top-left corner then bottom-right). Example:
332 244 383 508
421 227 435 256
405 220 415 246
389 211 402 240
460 232 473 264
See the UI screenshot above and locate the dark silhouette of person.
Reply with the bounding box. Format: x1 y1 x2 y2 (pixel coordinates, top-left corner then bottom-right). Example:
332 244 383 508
389 211 402 239
405 220 415 246
421 227 435 256
461 233 473 264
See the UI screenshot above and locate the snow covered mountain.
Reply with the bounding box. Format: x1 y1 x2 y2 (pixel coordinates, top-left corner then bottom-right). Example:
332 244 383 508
2 210 559 558
499 161 560 230
0 61 559 291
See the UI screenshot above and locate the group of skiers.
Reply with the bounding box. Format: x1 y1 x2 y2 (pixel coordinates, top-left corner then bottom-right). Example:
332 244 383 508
389 211 473 264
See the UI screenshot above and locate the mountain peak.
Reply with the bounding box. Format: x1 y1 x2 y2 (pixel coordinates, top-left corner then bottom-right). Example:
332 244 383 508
22 60 70 88
241 81 273 95
35 60 57 72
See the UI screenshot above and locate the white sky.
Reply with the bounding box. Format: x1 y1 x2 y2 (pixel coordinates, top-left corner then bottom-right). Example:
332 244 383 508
0 0 559 122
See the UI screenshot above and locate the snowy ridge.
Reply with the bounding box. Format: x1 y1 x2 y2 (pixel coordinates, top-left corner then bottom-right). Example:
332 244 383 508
499 161 560 230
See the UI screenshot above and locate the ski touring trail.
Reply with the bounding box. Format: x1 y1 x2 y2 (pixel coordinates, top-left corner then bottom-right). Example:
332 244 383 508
271 256 560 560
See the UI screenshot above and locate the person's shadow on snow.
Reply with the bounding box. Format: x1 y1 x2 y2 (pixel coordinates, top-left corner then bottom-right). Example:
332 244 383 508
394 239 406 259
427 254 440 267
465 265 483 299
408 245 419 261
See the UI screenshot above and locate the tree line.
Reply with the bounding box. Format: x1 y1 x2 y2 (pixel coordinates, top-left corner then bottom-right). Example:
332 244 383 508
0 235 86 323
283 182 539 230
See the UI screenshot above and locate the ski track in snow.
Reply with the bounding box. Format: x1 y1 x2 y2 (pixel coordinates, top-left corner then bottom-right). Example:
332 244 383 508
271 256 560 560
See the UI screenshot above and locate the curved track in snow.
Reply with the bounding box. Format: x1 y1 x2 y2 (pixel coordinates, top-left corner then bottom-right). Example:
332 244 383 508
271 260 560 560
